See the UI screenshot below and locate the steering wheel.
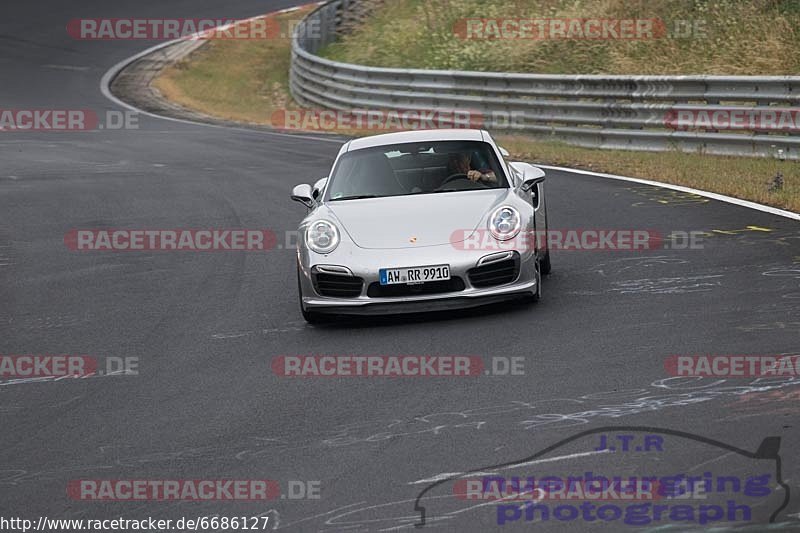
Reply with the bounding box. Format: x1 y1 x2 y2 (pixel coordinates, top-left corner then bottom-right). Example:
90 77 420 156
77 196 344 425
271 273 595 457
439 173 471 187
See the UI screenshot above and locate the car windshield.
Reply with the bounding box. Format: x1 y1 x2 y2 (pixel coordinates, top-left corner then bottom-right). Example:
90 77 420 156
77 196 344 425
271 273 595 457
326 140 508 201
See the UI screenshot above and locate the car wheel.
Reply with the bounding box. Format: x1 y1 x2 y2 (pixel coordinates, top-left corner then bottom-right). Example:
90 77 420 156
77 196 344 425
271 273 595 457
539 216 551 276
540 250 552 276
523 257 542 304
297 264 325 324
301 305 325 325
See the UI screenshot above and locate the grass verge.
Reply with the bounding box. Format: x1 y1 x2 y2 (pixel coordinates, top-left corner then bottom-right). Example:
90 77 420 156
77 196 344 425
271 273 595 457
153 7 314 125
496 135 797 212
321 0 800 75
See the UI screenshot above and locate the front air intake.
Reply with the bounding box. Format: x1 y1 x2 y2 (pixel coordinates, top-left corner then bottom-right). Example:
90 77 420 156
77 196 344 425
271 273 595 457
467 253 520 287
313 272 363 298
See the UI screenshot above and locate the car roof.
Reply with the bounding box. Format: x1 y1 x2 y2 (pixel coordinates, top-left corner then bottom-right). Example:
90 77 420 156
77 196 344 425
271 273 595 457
345 129 487 152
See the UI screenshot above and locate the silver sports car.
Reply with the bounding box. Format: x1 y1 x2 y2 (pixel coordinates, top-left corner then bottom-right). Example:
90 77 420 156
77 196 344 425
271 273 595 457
291 129 549 323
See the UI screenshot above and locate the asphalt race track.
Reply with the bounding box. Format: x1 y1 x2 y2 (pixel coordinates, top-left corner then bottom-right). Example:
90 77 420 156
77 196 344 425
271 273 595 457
2 1 799 531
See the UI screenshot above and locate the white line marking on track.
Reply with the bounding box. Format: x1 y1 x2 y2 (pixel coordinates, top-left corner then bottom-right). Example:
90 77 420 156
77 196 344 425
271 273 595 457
43 64 90 71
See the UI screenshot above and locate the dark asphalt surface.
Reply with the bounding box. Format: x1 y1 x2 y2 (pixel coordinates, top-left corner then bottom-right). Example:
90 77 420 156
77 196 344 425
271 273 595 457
1 1 799 531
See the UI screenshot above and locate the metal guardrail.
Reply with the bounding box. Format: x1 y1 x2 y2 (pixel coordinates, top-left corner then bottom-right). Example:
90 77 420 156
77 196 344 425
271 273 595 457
291 0 800 159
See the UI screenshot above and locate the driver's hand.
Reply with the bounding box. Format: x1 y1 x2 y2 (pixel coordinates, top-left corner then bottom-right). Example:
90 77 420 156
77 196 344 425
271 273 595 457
467 170 482 181
481 171 497 183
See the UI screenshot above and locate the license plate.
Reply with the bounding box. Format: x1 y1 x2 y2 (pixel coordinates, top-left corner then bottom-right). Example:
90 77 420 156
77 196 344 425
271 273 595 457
379 264 450 285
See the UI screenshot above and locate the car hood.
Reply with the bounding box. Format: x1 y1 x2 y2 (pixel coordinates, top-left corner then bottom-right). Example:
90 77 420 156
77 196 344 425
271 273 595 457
325 189 509 249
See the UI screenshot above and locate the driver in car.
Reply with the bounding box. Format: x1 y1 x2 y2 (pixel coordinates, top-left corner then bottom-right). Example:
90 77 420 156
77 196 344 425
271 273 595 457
447 152 497 184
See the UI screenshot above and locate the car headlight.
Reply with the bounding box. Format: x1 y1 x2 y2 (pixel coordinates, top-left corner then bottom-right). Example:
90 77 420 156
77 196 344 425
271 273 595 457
488 206 521 241
306 219 340 253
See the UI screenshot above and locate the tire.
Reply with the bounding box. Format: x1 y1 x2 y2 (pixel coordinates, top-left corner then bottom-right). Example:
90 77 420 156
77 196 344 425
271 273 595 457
301 305 326 325
539 214 551 275
523 257 542 304
297 264 325 324
540 250 552 276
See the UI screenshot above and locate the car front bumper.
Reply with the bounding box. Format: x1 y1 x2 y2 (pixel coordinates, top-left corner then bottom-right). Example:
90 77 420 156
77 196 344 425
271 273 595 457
298 243 538 316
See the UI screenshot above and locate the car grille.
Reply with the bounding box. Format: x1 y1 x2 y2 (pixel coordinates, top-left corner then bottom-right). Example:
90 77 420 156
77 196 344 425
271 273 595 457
313 273 364 298
468 254 520 287
367 277 466 297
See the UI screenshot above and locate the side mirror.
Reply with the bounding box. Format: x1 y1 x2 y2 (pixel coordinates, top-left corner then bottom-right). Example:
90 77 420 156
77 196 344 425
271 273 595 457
312 177 328 200
291 184 315 208
519 168 546 193
498 146 510 158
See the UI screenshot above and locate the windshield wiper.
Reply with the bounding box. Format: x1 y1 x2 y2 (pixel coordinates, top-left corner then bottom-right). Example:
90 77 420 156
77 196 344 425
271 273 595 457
431 186 499 193
330 194 380 201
